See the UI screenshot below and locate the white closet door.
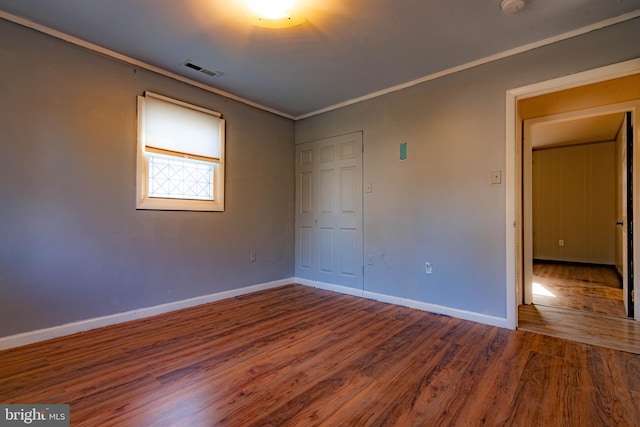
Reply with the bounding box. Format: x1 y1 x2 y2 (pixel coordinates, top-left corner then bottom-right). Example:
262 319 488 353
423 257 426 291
295 132 363 290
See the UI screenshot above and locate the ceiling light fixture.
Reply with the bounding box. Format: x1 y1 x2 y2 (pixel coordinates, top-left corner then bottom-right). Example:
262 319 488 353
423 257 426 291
244 0 306 28
246 0 295 20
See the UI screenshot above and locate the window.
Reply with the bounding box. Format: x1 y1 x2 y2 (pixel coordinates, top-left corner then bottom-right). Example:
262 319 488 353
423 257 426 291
136 92 225 211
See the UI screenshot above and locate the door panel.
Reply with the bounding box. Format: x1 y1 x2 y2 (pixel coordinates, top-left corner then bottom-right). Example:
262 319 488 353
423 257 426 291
300 226 313 269
625 111 635 318
622 112 629 315
320 228 334 272
341 167 356 212
297 141 316 272
320 145 334 162
301 171 312 213
320 170 334 213
295 132 363 290
340 228 357 275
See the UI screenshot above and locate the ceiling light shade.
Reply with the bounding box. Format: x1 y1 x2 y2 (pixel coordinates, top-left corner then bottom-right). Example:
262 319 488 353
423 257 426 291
246 0 295 20
501 0 525 14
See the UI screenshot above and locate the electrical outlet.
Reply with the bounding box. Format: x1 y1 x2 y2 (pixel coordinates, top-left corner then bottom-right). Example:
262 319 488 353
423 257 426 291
425 262 433 274
559 240 565 247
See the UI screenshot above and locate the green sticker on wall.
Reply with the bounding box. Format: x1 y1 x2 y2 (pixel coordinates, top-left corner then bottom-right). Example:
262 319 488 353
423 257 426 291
400 142 407 160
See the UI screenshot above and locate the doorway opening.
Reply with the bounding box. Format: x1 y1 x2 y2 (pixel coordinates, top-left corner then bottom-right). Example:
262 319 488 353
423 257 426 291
524 109 632 319
504 59 640 334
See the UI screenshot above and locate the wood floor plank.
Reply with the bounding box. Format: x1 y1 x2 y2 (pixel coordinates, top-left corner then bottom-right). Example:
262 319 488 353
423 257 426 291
254 315 453 426
418 327 511 426
518 304 640 354
1 284 639 426
584 346 640 426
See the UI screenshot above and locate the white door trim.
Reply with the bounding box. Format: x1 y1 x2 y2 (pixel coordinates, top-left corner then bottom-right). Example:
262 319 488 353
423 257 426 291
505 58 640 329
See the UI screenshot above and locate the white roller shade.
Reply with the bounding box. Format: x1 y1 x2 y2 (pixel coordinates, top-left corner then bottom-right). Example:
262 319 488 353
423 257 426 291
141 92 222 160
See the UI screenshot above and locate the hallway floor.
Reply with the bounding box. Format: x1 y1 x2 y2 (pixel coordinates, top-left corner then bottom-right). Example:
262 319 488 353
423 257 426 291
531 261 625 317
519 261 638 353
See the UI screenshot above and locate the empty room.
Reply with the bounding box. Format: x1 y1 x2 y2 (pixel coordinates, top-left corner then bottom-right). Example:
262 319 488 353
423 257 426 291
1 1 640 426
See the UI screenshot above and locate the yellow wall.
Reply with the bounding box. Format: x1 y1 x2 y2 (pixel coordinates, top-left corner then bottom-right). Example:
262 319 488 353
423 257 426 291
533 141 617 264
519 74 640 119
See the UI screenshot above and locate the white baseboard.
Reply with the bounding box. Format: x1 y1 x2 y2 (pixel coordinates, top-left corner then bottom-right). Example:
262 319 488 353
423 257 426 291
295 278 365 298
0 278 292 351
295 278 511 329
362 290 511 329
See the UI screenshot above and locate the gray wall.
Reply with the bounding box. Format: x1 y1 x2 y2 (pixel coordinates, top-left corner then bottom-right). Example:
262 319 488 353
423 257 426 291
295 18 640 319
0 19 295 337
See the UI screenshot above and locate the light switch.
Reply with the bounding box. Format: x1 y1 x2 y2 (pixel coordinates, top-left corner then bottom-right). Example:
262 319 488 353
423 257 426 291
366 182 373 193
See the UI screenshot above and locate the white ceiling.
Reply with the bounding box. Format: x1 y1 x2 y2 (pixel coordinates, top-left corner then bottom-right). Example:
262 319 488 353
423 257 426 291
1 0 639 118
532 113 625 149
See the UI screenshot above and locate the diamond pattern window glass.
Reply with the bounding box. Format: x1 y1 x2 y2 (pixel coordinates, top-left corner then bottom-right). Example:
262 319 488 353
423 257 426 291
148 156 214 200
136 92 225 211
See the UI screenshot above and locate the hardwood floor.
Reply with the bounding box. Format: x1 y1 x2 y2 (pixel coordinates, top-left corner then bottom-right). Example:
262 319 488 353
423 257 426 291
518 304 640 354
2 284 640 426
532 261 626 317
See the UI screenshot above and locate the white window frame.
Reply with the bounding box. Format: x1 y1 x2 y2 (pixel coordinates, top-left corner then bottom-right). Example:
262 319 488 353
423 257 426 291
136 92 225 211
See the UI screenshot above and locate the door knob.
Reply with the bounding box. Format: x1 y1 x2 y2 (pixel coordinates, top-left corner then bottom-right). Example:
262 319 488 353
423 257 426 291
616 221 624 226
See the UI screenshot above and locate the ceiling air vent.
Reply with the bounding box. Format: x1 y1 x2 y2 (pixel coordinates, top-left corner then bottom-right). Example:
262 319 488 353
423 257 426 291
184 60 223 78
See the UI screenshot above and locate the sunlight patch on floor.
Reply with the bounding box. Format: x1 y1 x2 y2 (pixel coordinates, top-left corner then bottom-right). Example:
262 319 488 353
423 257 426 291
532 282 555 297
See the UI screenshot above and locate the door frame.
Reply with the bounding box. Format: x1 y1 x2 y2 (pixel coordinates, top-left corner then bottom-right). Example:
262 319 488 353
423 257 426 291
504 58 640 329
